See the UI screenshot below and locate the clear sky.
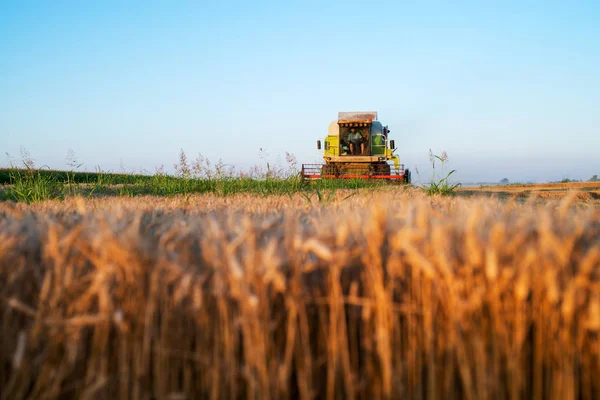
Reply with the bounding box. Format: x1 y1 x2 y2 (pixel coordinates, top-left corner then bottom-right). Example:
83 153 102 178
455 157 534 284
1 1 599 183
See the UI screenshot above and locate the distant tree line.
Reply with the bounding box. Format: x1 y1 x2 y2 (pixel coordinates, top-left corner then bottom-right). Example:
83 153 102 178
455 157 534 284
559 175 599 183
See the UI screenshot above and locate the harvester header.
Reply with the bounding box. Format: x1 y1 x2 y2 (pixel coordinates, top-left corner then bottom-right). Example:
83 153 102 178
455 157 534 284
301 111 410 183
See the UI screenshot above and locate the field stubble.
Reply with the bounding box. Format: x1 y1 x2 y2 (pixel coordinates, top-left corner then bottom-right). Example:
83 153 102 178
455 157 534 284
1 189 600 399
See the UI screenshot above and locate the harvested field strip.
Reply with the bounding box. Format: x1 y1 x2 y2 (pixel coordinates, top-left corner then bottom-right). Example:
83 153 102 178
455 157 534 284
464 182 600 191
459 185 600 204
1 194 600 399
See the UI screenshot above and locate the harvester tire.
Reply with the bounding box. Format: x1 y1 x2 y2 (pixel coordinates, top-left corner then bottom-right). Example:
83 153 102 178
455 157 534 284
321 164 340 178
374 163 390 176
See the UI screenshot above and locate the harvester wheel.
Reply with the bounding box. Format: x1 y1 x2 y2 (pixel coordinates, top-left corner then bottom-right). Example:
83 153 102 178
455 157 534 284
374 163 390 176
321 164 339 178
404 169 411 184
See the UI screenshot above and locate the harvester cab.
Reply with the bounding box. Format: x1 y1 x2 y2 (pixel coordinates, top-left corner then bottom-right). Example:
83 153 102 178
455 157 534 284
303 111 410 183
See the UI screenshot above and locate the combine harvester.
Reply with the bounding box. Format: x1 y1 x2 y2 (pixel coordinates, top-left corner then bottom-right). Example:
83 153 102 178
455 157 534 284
302 111 411 183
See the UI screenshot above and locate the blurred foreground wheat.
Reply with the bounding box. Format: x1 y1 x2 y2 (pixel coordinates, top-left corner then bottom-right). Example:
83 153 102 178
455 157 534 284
0 191 599 399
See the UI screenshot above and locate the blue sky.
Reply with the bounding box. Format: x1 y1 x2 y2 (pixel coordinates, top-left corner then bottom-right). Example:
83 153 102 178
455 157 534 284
1 1 599 182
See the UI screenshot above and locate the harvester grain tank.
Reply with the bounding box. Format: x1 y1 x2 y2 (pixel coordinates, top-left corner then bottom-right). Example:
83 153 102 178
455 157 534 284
301 111 410 183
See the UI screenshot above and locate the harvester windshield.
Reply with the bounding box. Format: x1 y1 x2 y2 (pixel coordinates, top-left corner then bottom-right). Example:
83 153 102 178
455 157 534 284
337 111 379 157
339 123 370 156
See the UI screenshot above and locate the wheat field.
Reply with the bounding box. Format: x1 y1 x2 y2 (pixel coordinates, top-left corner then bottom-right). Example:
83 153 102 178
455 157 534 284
1 189 599 399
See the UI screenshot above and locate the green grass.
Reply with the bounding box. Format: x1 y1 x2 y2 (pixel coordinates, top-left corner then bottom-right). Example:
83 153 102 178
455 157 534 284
0 168 154 185
0 167 390 203
420 151 461 196
0 147 402 203
5 168 59 203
